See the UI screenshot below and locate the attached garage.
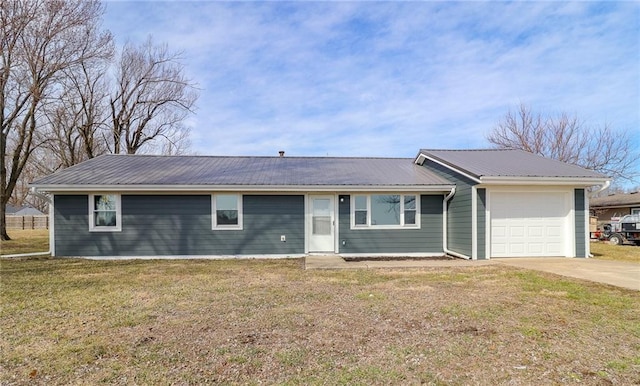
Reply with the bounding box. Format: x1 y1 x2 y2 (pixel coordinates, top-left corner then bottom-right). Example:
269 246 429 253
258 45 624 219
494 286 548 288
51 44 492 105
416 149 607 260
490 191 570 257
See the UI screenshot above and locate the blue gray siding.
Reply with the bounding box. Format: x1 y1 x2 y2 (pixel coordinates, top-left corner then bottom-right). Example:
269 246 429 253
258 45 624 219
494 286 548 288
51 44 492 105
476 188 487 260
338 195 443 254
422 160 476 257
574 189 586 258
54 195 304 256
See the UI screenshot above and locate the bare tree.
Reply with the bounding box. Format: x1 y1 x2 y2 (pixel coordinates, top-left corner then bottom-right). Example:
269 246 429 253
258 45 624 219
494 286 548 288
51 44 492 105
487 104 638 184
109 38 198 155
0 0 113 240
43 57 113 170
5 150 50 213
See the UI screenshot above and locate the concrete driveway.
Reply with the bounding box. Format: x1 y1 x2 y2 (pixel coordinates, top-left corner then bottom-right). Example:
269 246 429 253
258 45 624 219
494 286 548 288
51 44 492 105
492 258 640 291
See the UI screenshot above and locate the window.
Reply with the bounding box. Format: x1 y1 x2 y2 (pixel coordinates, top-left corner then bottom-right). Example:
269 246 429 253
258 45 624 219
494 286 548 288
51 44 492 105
371 194 401 225
351 194 419 229
404 195 417 225
354 195 367 225
632 208 640 215
212 194 242 229
89 194 121 232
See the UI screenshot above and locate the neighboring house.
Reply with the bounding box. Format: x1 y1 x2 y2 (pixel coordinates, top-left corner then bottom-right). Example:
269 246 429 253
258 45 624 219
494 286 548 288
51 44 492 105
30 149 608 259
5 204 20 215
590 192 640 222
5 205 44 216
13 207 45 216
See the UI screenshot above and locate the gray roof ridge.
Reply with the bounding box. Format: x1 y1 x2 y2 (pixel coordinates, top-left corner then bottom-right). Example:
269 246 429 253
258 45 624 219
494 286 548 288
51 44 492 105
31 152 452 187
419 148 516 152
418 151 481 178
96 154 414 160
418 148 606 179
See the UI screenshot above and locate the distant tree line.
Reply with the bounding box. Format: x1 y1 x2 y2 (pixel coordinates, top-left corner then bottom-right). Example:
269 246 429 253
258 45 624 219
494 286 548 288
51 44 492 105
1 0 198 240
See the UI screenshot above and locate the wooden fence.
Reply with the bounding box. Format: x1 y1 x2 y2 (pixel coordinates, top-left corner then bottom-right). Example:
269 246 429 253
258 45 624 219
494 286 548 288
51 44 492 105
6 215 49 230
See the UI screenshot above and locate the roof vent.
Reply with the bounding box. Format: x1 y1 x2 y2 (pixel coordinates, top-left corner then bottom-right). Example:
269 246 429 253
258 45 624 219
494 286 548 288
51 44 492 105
279 151 285 157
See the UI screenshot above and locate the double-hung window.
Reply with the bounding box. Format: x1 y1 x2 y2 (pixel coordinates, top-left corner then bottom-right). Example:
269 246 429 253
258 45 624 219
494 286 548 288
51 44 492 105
212 194 242 230
351 194 419 229
354 195 368 226
89 194 121 232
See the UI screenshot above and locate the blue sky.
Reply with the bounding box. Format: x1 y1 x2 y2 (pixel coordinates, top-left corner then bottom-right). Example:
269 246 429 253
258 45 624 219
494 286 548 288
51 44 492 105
103 1 639 178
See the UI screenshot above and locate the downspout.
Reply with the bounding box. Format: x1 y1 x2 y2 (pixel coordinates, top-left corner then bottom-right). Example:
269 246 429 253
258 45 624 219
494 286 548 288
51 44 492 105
442 187 470 260
588 180 610 198
1 187 53 258
586 180 611 257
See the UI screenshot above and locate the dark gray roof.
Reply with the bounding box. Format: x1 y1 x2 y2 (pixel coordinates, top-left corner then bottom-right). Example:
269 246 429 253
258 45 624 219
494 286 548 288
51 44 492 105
590 192 640 208
13 207 44 216
419 149 607 179
31 154 452 188
5 204 20 214
4 204 43 215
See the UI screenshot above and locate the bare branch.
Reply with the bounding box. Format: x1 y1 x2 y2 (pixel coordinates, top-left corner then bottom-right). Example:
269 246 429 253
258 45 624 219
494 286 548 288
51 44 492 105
487 103 639 184
109 37 198 155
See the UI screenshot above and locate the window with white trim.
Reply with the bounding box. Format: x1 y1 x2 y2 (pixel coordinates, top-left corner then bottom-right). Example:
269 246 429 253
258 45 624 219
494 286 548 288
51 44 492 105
354 195 367 225
351 194 420 229
212 194 242 230
632 208 640 215
89 194 121 232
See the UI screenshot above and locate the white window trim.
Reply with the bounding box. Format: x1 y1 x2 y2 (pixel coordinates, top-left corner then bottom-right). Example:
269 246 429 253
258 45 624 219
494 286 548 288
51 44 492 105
350 194 420 230
631 208 640 215
212 194 243 230
89 194 122 232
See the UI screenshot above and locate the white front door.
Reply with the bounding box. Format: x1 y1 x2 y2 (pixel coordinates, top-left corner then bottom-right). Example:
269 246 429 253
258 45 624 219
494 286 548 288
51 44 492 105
309 195 335 252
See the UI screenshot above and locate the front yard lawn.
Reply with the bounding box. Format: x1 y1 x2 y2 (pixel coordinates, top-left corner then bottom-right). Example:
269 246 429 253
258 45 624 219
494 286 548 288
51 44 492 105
1 257 639 385
0 229 49 255
590 241 640 263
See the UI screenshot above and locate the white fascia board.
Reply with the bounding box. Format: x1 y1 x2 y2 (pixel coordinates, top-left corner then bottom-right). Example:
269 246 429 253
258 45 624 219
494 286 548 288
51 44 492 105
414 153 482 183
32 184 455 194
478 176 610 186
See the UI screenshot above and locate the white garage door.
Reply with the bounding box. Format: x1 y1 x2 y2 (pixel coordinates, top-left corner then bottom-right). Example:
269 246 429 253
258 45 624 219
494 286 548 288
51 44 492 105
491 192 569 257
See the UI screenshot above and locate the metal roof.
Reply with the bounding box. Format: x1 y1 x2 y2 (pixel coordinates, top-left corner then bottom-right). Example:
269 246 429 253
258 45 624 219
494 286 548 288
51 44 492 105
418 149 607 179
4 204 21 214
590 192 640 208
31 154 453 189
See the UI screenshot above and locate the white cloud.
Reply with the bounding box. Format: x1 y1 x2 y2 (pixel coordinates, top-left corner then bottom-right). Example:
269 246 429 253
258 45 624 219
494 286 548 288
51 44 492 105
102 1 639 181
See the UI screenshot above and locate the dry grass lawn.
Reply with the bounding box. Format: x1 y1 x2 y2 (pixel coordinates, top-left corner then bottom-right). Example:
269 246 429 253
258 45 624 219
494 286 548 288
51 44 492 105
1 257 639 385
590 241 640 263
0 229 49 255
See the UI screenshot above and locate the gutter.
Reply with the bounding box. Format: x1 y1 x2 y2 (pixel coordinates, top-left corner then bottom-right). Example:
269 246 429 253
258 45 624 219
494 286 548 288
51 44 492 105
441 187 470 260
29 184 455 193
1 188 52 258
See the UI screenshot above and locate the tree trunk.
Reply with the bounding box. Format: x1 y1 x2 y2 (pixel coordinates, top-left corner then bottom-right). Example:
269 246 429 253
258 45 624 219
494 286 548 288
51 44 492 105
0 139 10 241
0 194 9 241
